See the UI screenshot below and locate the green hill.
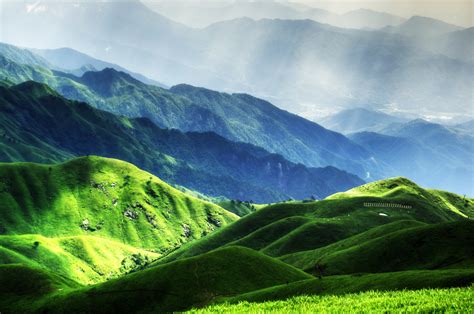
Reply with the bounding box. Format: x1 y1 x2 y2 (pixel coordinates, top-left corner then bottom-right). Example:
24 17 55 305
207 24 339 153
280 220 426 270
1 174 472 312
216 200 262 217
0 156 238 287
301 220 474 276
156 177 472 264
1 246 312 313
0 156 237 250
281 220 474 275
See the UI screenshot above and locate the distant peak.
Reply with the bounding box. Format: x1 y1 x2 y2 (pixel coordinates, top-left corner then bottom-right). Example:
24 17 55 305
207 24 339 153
206 17 256 29
96 67 119 75
11 81 59 98
407 118 430 124
408 15 435 22
347 8 378 14
364 176 421 190
403 15 461 28
170 83 214 94
79 68 142 97
81 67 137 83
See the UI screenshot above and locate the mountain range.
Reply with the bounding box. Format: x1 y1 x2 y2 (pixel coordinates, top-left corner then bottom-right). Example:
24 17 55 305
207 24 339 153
319 108 409 134
144 1 406 29
0 79 364 203
321 108 474 195
2 41 471 196
382 15 462 37
2 0 472 121
0 42 377 179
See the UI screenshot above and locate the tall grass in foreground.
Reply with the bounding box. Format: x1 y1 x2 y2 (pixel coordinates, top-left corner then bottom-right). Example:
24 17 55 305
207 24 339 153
188 287 474 313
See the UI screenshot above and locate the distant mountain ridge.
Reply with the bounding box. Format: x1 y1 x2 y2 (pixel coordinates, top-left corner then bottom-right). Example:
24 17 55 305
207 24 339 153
320 107 474 195
0 42 165 87
0 80 364 202
2 1 471 120
349 119 474 195
383 16 462 37
0 45 378 180
145 1 406 30
30 47 167 87
319 108 408 134
3 42 472 196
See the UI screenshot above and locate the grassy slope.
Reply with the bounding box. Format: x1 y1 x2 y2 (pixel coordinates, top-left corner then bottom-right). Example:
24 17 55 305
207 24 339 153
0 156 237 250
307 220 474 276
0 234 160 285
156 177 472 264
188 286 474 313
220 269 474 304
280 220 426 270
228 216 312 251
1 176 472 312
0 156 238 287
0 263 79 293
2 246 312 313
327 177 474 218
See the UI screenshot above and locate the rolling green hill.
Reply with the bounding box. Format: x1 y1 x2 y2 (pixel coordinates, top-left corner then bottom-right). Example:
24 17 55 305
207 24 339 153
155 177 473 264
0 156 238 287
281 220 474 275
216 200 264 217
0 80 363 203
279 220 426 270
0 156 237 249
1 174 472 312
0 246 312 313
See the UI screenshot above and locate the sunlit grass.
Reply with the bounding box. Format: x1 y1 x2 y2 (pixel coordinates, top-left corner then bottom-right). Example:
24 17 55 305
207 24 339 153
188 287 474 313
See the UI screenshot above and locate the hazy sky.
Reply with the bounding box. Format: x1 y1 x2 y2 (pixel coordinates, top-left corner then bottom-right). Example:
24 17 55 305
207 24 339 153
295 0 473 27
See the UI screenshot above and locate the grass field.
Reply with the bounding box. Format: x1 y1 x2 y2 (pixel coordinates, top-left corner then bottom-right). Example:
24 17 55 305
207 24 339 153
188 287 474 313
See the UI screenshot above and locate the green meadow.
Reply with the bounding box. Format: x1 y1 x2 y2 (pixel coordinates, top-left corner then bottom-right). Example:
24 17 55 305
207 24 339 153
188 287 474 313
